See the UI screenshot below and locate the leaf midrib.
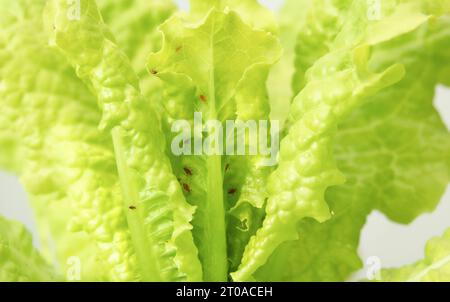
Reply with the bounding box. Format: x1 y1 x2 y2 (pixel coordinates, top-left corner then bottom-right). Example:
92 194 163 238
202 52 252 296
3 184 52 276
201 15 228 282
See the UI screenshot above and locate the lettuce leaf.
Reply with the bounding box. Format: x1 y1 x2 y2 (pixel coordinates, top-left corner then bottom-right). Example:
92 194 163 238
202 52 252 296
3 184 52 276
45 0 203 281
292 0 352 95
380 228 450 281
251 2 450 282
0 0 132 281
233 0 444 281
267 0 311 125
147 4 281 280
1 0 200 281
188 0 277 33
97 0 175 98
0 215 59 281
0 0 449 282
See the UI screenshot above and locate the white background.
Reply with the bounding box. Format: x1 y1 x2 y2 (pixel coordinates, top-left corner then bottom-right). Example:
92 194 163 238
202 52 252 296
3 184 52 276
1 0 449 280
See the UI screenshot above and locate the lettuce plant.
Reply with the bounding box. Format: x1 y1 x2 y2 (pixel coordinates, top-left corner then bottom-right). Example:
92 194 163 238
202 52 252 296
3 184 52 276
0 0 450 282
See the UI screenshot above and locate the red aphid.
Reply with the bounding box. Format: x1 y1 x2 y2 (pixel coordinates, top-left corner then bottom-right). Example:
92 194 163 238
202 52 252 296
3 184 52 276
182 183 191 193
184 167 193 176
228 188 237 195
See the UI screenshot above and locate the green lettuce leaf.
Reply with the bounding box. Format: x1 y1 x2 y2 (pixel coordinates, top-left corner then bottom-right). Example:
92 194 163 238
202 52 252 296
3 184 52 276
1 0 449 283
267 0 311 125
0 0 134 281
189 0 277 33
45 0 202 281
1 0 199 282
252 2 450 282
292 0 352 95
233 0 440 281
147 5 281 280
380 228 450 281
97 0 175 98
0 215 59 281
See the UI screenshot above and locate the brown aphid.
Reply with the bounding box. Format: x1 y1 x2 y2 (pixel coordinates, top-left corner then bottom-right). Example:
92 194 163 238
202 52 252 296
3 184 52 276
175 45 183 52
129 205 137 210
199 95 207 103
183 167 193 176
225 164 230 172
150 69 158 75
228 188 237 195
182 183 191 193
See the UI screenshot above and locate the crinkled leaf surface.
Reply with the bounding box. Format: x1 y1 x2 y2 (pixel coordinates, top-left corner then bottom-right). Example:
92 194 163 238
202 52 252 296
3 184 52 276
147 5 281 280
233 0 447 281
1 0 200 281
267 0 311 125
251 2 450 282
0 0 133 281
46 0 202 281
0 0 450 283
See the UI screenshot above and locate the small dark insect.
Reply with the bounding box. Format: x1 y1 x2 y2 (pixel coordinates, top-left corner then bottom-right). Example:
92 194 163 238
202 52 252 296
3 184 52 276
175 46 183 52
182 183 191 193
150 69 158 75
225 164 230 172
129 205 137 210
184 167 193 176
199 95 207 103
228 188 237 195
240 219 248 231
